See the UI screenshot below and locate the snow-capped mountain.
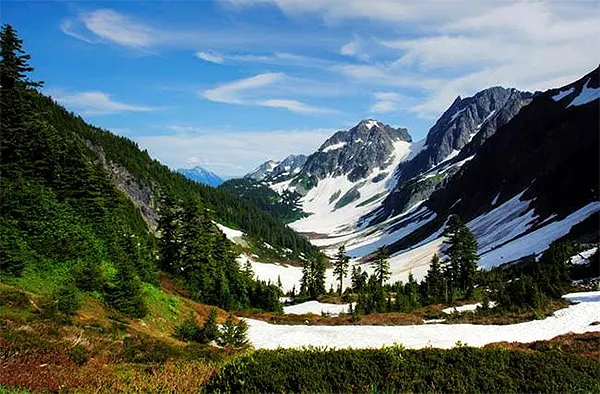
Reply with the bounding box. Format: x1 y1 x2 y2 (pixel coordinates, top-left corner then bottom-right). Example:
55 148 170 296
245 154 307 182
370 87 533 223
238 67 598 281
264 119 417 235
339 66 599 279
177 166 224 187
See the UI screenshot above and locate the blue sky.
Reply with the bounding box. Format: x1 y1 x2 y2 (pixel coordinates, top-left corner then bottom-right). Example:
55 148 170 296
3 0 599 176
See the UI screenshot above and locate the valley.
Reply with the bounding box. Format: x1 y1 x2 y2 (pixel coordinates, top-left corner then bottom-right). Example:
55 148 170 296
1 6 599 392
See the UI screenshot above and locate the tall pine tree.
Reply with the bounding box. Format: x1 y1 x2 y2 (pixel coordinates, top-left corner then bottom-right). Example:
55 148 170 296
333 245 350 296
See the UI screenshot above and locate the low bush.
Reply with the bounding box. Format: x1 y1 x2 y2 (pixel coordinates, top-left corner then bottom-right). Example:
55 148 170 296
207 346 600 393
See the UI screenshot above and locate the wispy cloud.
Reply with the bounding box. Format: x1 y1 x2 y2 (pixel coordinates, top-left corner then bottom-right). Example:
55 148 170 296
259 99 333 114
59 19 97 44
50 90 157 116
226 0 599 118
202 73 335 114
370 92 405 113
81 9 155 48
195 51 224 64
137 127 334 175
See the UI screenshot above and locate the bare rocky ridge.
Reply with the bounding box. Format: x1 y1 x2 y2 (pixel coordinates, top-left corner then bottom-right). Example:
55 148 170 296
300 119 411 182
84 140 159 231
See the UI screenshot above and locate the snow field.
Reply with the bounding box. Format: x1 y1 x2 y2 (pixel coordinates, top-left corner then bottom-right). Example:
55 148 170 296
289 140 417 236
283 300 354 316
245 291 600 350
442 302 497 314
215 222 244 243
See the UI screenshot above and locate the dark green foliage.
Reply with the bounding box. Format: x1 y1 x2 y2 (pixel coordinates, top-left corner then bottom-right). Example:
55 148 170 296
207 346 600 393
219 178 307 223
217 315 249 348
299 255 327 299
174 313 202 342
485 240 576 310
350 266 368 293
157 197 280 311
52 283 80 316
201 308 220 343
72 259 107 292
423 253 444 303
68 345 88 366
333 245 350 296
371 246 391 287
442 215 479 300
105 262 148 318
0 23 42 89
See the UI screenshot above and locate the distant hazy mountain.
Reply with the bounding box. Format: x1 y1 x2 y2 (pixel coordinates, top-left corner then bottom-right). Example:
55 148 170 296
178 166 224 187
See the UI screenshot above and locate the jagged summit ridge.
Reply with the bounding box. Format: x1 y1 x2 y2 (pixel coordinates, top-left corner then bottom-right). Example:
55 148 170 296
303 119 412 182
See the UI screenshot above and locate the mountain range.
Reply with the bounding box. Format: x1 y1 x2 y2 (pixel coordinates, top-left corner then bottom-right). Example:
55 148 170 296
178 166 224 187
240 66 599 277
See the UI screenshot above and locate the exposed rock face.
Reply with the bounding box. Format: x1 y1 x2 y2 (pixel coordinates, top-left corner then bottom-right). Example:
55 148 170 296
270 154 308 178
245 155 308 181
385 66 600 254
84 140 158 231
371 87 533 223
245 160 280 181
396 87 533 184
301 119 412 182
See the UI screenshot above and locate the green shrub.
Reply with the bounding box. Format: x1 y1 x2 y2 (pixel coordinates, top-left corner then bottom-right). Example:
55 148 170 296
174 313 202 342
207 347 600 393
217 315 249 349
121 335 181 364
201 308 220 343
53 283 80 315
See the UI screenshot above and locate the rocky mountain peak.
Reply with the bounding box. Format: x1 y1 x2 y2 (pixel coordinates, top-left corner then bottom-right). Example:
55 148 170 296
300 119 412 182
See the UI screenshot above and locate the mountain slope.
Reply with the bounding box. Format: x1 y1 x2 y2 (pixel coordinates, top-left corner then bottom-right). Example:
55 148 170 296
219 178 307 223
178 166 224 187
371 87 533 223
358 67 599 271
245 154 307 182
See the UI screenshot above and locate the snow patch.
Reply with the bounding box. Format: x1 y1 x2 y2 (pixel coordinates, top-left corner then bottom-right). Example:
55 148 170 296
567 79 599 107
322 141 347 153
478 201 600 268
570 247 598 265
215 223 244 241
284 301 353 316
552 87 575 102
245 291 600 349
442 302 497 314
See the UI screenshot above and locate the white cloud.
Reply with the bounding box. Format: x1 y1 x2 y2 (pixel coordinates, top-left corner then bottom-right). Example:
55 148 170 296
203 72 284 104
195 51 224 64
81 9 155 48
137 128 334 175
340 41 358 56
59 19 96 44
50 91 157 116
202 73 335 114
370 92 404 113
260 99 334 114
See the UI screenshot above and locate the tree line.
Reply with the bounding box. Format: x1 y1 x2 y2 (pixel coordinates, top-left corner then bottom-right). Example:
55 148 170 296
294 212 579 315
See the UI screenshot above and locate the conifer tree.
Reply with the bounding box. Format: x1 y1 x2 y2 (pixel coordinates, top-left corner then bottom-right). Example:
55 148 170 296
201 308 220 343
1 23 43 90
424 253 443 303
371 246 391 288
333 245 350 296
